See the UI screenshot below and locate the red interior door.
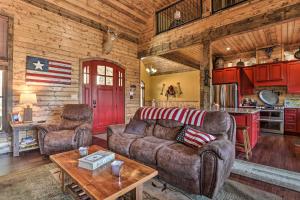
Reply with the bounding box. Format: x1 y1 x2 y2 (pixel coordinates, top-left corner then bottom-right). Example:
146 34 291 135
82 60 125 134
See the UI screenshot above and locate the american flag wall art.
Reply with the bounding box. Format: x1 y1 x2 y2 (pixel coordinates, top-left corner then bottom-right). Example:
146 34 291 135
26 56 72 85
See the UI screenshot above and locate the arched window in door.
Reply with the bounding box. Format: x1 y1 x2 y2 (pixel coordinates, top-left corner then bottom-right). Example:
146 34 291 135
140 81 145 107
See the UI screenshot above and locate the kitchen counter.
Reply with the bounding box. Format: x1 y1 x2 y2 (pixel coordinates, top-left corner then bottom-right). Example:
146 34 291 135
210 108 261 114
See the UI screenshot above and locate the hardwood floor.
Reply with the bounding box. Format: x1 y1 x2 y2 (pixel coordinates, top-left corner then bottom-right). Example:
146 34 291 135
237 133 300 172
0 134 299 200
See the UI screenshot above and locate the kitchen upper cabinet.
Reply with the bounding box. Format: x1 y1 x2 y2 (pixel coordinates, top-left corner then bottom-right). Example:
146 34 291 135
212 67 238 85
240 67 254 95
255 65 269 82
212 70 224 85
254 63 286 86
287 61 300 94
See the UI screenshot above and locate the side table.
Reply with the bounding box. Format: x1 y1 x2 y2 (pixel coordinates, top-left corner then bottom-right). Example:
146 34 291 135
10 122 45 157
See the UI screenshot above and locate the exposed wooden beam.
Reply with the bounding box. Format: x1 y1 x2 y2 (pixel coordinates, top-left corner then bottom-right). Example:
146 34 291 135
138 3 300 57
159 52 200 69
21 0 138 43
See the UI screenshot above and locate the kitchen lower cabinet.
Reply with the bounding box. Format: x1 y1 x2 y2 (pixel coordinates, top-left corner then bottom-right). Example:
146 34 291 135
284 108 300 135
231 112 260 150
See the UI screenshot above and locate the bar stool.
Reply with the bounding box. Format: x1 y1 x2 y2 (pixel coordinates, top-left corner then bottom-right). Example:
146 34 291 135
236 126 252 160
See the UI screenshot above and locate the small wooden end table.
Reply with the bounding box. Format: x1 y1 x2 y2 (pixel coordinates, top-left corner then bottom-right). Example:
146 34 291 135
10 121 44 157
50 145 158 200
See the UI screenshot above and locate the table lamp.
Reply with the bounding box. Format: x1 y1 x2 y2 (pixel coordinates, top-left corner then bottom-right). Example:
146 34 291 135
20 93 37 122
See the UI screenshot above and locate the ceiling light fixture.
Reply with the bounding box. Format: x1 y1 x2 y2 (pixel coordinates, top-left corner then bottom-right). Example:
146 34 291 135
226 47 231 51
146 66 157 75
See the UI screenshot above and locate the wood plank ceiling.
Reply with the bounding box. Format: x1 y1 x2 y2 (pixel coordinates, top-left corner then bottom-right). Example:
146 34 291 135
212 19 300 56
39 0 177 41
142 56 196 75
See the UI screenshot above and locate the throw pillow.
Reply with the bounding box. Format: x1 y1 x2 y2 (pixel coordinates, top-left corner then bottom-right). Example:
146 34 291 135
176 126 216 148
153 124 182 140
124 119 147 135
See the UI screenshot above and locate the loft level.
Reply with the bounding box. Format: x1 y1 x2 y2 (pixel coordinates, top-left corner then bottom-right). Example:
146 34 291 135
156 0 248 34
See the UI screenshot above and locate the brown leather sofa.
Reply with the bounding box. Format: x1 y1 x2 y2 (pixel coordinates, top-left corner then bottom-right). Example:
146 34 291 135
37 104 93 155
107 108 236 199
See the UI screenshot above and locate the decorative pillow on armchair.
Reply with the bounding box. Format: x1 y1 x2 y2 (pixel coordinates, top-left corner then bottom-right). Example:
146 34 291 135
177 126 216 148
124 119 147 135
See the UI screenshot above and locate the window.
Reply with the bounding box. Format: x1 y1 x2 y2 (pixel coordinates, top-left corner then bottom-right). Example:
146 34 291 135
0 15 7 59
118 71 123 87
97 65 114 86
140 81 145 107
83 66 89 84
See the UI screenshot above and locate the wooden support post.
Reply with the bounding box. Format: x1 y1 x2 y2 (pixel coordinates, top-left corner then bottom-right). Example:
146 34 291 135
200 40 212 109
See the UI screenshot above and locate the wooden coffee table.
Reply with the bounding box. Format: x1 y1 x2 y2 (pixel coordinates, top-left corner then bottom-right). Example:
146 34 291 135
50 145 158 200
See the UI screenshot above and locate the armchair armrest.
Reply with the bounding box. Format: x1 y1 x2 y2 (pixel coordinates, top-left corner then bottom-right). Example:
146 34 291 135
74 123 93 147
36 124 60 155
198 139 234 160
197 139 235 198
107 124 126 137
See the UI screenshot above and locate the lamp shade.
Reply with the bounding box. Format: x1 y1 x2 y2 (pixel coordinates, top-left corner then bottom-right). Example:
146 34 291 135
20 93 37 105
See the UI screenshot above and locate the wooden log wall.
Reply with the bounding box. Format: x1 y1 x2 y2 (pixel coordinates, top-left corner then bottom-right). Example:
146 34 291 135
0 0 140 123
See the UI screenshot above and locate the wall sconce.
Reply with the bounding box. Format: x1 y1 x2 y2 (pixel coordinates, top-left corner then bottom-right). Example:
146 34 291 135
20 93 37 122
129 85 136 99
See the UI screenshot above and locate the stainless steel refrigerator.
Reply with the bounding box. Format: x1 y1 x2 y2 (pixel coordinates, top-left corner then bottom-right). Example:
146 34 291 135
213 83 238 108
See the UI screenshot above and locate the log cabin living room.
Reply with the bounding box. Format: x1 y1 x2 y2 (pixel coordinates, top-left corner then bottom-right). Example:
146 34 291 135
0 0 300 200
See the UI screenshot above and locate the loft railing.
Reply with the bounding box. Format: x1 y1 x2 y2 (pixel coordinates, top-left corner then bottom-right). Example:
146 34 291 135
212 0 247 13
156 0 202 34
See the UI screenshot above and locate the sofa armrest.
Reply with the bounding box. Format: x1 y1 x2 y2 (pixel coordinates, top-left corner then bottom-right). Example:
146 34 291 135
74 123 93 147
197 139 235 199
107 124 126 137
198 139 234 160
36 124 60 155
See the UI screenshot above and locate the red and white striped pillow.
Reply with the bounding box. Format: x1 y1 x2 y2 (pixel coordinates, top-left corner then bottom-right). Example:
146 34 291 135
183 127 216 148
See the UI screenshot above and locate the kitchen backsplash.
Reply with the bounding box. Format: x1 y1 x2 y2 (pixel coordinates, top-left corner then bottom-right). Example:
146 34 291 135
242 86 300 106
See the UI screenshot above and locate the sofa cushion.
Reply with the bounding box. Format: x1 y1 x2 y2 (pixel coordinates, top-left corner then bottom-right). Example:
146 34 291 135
177 126 216 148
124 119 147 135
157 119 183 128
44 130 75 153
145 124 155 136
130 136 175 166
157 143 200 180
153 124 181 140
60 119 84 130
108 133 143 157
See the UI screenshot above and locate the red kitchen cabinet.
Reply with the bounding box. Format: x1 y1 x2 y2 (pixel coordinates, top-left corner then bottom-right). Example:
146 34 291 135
240 67 254 95
269 63 284 81
287 61 300 94
212 70 224 85
255 65 269 82
254 63 286 86
212 67 238 85
284 108 300 136
223 68 238 83
231 112 260 150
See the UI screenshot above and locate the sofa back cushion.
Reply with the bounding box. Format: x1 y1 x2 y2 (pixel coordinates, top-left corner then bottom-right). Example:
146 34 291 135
153 124 182 140
124 119 147 135
60 119 84 130
157 119 183 128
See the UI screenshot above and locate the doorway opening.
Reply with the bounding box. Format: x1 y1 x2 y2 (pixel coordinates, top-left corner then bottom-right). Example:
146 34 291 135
82 60 125 134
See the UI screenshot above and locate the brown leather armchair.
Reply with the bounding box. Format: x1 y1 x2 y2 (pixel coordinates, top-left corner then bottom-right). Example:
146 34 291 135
37 104 93 155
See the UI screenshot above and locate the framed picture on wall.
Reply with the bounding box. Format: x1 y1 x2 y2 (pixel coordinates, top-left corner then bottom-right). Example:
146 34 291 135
10 112 22 124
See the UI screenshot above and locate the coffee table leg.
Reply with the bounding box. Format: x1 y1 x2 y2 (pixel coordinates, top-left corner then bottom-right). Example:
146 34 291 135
61 171 65 193
132 184 143 200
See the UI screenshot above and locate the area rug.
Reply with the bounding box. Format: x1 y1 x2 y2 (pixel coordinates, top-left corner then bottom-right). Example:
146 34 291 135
0 164 281 200
232 159 300 193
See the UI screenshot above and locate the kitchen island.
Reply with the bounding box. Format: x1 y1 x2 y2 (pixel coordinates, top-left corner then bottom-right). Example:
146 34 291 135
211 107 261 151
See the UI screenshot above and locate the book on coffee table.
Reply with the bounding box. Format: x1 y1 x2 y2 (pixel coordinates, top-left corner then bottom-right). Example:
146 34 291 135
78 150 115 170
